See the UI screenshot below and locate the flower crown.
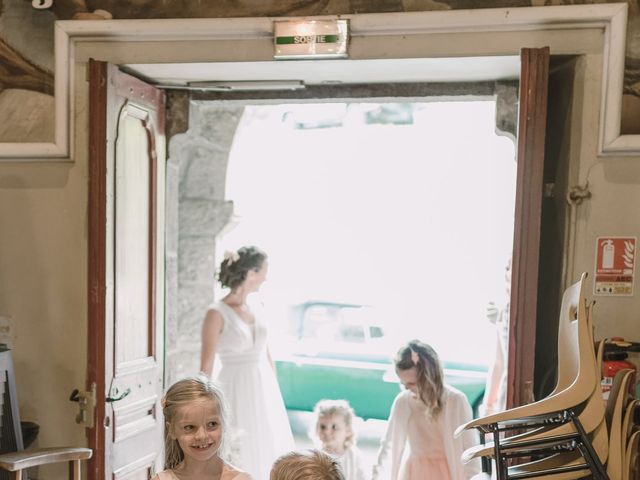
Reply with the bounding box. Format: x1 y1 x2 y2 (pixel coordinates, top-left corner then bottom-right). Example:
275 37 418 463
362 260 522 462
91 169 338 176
224 250 240 265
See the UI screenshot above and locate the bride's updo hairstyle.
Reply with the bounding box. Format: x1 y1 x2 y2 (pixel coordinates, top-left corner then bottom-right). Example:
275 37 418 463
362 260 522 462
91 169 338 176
218 246 267 290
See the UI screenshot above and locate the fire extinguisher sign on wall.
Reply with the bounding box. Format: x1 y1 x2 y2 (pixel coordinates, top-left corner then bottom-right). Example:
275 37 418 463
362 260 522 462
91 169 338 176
594 236 636 296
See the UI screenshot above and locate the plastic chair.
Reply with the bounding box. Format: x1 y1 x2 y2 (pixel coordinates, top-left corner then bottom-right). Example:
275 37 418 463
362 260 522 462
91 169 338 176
504 418 609 480
456 273 596 435
622 399 639 443
621 399 639 480
462 339 607 465
0 348 92 480
455 273 609 479
605 368 635 480
624 430 639 480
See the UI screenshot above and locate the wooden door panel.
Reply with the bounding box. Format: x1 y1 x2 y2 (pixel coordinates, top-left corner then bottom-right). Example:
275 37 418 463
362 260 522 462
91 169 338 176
112 455 155 480
507 47 549 409
115 106 152 364
89 59 165 480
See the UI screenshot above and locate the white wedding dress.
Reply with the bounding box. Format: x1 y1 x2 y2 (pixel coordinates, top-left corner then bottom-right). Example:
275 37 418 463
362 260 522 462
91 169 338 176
208 301 295 480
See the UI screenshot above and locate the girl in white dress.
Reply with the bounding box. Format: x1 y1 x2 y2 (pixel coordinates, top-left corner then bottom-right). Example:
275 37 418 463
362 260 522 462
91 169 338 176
153 375 251 480
311 399 366 480
200 246 295 480
372 340 481 480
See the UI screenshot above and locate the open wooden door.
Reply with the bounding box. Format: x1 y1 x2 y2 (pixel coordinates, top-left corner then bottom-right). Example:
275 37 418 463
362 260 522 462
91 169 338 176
507 47 550 409
88 60 166 480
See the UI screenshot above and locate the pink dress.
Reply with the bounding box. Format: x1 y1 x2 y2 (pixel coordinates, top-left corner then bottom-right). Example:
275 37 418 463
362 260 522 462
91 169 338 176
398 398 451 480
372 387 480 480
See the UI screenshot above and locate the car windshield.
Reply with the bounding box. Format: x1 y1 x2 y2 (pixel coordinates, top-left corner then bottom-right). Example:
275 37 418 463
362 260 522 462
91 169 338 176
300 304 382 344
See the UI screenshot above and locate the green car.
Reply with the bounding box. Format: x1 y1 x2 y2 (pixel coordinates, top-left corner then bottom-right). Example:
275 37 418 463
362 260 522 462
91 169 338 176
274 301 487 420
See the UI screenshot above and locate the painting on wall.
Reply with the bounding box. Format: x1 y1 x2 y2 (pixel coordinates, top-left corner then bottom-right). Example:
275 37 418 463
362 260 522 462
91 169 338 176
1 0 639 157
622 10 640 134
0 0 56 144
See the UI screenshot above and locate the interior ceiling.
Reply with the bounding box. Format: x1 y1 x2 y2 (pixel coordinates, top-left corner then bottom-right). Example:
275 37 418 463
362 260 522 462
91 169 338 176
125 56 520 87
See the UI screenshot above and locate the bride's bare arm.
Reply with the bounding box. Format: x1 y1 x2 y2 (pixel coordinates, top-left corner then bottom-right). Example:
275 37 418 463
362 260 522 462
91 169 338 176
200 309 224 376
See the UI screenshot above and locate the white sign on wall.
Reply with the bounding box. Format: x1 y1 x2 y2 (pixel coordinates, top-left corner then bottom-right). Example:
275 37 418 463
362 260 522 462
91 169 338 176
274 20 348 59
594 236 636 296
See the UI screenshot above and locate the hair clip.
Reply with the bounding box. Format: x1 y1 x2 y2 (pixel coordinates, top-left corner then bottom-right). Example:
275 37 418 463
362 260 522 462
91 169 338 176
224 250 240 265
410 349 420 365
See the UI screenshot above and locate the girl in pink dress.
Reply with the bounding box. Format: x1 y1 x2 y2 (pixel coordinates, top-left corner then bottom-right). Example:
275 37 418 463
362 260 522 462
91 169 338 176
372 340 481 480
153 375 252 480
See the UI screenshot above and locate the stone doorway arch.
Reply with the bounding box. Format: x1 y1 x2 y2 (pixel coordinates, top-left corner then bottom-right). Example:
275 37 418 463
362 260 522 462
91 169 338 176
163 83 518 384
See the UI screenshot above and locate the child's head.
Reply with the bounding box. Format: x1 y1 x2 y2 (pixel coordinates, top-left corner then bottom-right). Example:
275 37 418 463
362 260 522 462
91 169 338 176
395 339 444 416
270 449 346 480
312 399 356 454
161 375 228 469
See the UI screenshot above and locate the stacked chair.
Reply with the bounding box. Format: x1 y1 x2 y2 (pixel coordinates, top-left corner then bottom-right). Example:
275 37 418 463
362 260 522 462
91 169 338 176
605 368 638 480
455 272 639 480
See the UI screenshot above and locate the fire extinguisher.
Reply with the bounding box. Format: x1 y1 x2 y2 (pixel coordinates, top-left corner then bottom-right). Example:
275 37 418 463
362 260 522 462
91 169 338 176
601 338 638 401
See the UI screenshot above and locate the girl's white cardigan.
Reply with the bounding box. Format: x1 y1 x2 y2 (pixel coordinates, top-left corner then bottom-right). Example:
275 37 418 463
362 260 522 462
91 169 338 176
372 385 482 480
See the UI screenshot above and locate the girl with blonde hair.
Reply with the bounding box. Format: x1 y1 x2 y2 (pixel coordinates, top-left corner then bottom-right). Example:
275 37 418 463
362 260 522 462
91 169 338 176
311 399 366 480
153 375 251 480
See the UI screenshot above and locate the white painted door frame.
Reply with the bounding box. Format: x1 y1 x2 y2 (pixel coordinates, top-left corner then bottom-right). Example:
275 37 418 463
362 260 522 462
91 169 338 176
51 3 631 162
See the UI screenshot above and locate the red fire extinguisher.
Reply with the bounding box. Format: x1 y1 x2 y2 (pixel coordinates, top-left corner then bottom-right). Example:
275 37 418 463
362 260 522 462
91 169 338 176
601 338 637 401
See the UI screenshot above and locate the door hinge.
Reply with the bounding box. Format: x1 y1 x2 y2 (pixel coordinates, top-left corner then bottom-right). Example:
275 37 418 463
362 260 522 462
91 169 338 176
567 183 591 205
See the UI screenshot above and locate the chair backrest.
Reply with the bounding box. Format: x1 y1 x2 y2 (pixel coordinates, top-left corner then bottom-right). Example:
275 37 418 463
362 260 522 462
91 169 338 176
553 273 596 398
624 430 639 480
0 348 26 480
566 339 606 434
515 272 597 416
454 273 600 433
520 272 598 415
622 399 638 442
605 368 635 479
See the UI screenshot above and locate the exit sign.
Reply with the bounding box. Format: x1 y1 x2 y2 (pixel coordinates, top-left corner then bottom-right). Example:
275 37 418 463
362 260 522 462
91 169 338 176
274 20 348 59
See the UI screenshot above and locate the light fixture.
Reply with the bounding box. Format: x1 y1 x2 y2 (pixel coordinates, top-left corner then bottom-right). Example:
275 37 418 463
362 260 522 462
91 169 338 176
157 80 306 91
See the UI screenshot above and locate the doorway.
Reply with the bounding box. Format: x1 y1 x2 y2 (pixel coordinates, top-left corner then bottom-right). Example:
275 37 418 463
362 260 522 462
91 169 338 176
167 95 517 466
70 10 596 476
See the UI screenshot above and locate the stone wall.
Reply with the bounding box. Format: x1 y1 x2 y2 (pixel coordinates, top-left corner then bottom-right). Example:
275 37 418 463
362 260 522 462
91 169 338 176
165 103 243 384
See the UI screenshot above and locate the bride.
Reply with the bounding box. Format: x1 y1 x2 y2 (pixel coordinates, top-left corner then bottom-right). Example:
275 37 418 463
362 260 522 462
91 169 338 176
201 245 295 479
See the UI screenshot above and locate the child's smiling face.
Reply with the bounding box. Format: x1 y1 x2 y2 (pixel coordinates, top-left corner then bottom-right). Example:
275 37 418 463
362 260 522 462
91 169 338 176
170 398 222 463
316 413 350 455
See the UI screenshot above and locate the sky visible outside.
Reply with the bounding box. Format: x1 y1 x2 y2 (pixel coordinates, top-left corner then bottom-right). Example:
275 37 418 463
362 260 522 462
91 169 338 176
217 101 516 366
